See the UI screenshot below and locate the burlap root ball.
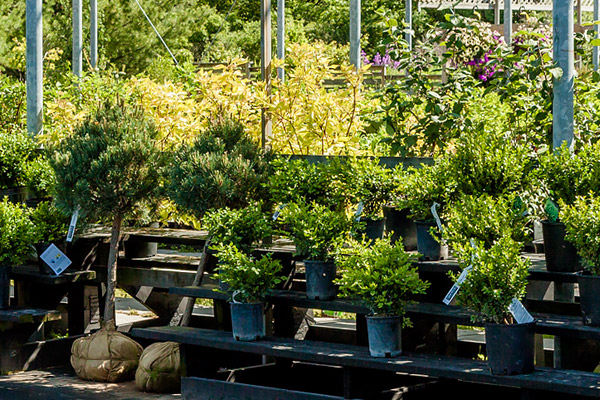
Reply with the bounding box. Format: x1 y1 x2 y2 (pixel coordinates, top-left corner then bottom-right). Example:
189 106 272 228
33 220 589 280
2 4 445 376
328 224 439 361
135 341 181 393
71 327 143 382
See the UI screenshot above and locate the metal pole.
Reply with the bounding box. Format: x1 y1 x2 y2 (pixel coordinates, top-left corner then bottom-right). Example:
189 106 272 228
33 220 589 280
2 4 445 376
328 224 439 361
405 0 412 51
504 0 512 45
349 0 361 69
73 0 83 76
277 0 285 82
26 0 43 137
553 0 575 150
91 0 98 69
594 0 599 71
494 0 501 25
261 0 272 151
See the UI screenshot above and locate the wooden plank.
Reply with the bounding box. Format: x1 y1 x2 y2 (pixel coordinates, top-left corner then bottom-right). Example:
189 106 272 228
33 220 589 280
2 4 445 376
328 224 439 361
0 308 60 324
181 376 344 400
133 327 600 397
10 266 96 285
92 266 198 289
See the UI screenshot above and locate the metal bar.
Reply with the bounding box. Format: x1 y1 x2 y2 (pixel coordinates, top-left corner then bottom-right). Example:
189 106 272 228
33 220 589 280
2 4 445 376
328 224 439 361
349 0 361 69
90 0 98 69
26 0 43 137
494 0 501 24
504 0 512 45
261 0 272 151
277 0 285 82
594 0 599 70
553 0 575 150
405 0 413 50
73 0 83 77
134 0 178 66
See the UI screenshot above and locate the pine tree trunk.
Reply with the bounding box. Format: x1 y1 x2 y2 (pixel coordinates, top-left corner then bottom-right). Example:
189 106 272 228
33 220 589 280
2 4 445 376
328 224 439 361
103 215 123 328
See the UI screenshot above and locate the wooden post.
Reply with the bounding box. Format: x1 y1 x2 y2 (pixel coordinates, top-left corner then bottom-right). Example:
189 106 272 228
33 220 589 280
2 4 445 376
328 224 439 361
90 0 98 69
261 0 272 151
349 0 361 69
277 0 285 82
504 0 512 45
594 0 599 70
73 0 83 77
405 0 412 51
26 0 43 137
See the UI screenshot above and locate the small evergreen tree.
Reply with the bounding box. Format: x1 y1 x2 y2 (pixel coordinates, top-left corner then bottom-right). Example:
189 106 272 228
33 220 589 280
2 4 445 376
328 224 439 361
51 101 163 327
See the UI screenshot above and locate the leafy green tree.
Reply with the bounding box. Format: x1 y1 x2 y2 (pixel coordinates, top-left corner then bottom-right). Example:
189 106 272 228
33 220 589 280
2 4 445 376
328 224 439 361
51 100 163 326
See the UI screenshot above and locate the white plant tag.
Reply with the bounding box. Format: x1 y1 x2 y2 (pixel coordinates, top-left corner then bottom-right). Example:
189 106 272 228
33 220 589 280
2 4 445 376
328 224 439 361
443 266 472 305
355 201 364 222
40 244 72 276
431 202 443 232
509 298 535 324
66 208 79 242
272 204 287 221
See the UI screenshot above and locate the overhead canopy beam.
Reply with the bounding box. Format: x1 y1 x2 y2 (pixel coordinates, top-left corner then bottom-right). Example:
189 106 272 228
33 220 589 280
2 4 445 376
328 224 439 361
553 0 575 150
26 0 43 137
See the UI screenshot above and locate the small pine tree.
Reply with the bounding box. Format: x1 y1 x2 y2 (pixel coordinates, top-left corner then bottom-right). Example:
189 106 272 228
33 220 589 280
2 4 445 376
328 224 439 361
51 100 163 327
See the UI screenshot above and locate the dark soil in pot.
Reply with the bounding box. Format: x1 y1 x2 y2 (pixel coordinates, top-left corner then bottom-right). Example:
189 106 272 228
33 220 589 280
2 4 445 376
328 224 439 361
577 271 600 326
366 315 402 358
230 302 264 341
304 260 337 300
541 220 581 272
485 321 535 375
383 205 417 250
415 221 448 261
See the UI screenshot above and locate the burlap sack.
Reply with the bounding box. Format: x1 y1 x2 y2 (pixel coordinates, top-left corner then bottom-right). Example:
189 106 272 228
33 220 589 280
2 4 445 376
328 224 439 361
135 342 181 393
71 327 143 382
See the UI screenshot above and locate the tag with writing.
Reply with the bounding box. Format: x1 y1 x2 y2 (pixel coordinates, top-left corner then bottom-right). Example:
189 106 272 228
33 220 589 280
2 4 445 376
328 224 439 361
443 266 472 305
66 208 79 243
508 298 535 324
355 201 364 222
40 244 72 276
431 202 443 232
272 204 287 221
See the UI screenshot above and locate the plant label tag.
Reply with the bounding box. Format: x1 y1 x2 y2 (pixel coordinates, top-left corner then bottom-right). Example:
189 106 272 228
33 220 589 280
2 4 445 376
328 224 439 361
355 201 364 222
509 298 535 324
40 244 72 276
272 204 287 221
443 266 472 305
431 202 443 232
66 208 79 242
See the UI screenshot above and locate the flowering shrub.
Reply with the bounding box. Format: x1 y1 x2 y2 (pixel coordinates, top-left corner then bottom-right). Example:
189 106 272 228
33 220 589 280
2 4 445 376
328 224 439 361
361 46 401 69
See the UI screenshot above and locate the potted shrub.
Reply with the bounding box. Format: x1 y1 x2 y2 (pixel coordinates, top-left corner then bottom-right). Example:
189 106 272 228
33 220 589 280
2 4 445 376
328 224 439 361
213 243 283 341
0 130 38 203
0 198 36 308
51 100 164 327
281 202 356 300
30 201 70 274
561 196 600 326
335 236 429 357
451 235 534 375
538 143 600 272
343 157 394 241
385 165 417 250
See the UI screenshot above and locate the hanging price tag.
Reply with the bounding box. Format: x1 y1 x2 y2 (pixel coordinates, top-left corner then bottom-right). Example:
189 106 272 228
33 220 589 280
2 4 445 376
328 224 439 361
508 298 535 324
355 201 364 222
272 204 287 221
443 266 472 305
40 244 72 276
66 207 79 243
431 202 443 232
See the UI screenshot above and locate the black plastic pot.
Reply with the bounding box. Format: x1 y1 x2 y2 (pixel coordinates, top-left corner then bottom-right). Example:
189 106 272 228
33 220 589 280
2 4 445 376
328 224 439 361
35 242 55 275
361 217 385 242
366 315 402 358
484 322 535 375
230 302 264 341
383 206 417 250
0 265 10 309
304 260 337 300
124 239 158 258
415 221 448 261
541 220 581 272
577 271 600 326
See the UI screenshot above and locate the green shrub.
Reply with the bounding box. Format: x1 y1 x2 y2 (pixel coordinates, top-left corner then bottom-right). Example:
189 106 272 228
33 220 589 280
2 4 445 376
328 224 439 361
335 236 428 323
0 198 35 265
454 235 530 324
30 201 69 244
204 204 272 254
213 243 283 303
0 130 37 189
561 196 600 275
168 119 272 219
397 161 452 221
342 157 394 220
281 202 357 261
24 155 56 199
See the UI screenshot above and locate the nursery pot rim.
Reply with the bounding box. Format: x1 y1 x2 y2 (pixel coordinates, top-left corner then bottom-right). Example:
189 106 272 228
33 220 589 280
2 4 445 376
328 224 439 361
540 219 564 227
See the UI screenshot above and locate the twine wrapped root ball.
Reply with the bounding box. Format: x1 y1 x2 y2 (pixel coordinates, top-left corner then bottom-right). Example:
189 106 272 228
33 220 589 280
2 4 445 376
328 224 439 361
135 342 181 393
71 327 143 382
